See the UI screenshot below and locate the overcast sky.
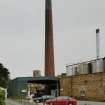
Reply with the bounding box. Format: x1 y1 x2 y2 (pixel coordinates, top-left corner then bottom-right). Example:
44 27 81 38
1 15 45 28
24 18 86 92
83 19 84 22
0 0 105 79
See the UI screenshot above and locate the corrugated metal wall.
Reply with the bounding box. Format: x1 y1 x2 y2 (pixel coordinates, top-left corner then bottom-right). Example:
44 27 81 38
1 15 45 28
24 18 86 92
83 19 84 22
8 78 29 98
66 58 105 76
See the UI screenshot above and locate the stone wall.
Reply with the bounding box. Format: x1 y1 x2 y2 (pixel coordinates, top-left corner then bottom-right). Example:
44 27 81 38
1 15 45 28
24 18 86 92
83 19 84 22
59 73 105 101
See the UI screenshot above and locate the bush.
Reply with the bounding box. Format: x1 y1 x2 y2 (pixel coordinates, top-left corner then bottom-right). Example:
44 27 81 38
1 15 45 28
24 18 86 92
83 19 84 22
0 89 5 105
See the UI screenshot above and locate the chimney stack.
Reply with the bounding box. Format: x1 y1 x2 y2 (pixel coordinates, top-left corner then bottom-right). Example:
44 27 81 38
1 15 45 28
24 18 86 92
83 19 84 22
96 28 100 59
45 0 55 76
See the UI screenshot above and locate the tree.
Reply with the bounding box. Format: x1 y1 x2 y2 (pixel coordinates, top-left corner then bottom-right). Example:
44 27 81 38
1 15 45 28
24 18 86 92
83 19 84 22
0 63 10 88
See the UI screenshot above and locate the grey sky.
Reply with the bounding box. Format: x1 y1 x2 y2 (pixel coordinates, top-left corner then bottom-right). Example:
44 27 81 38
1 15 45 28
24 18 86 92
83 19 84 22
0 0 105 78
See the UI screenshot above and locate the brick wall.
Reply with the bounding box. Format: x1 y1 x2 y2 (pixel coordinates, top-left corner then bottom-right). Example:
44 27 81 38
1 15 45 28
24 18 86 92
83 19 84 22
59 73 105 101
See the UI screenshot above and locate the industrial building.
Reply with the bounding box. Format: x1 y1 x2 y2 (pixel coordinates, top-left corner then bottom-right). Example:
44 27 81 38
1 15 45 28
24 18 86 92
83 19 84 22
8 0 105 101
59 57 105 101
66 57 105 76
8 0 57 99
59 72 105 101
8 76 58 98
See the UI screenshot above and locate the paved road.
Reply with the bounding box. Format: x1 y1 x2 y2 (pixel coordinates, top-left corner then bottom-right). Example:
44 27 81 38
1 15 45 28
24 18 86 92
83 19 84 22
5 99 36 105
5 99 23 105
5 99 105 105
78 101 105 105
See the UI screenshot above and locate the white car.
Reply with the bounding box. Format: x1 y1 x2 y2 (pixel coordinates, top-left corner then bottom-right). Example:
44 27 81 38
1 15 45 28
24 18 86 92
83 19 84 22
34 95 55 103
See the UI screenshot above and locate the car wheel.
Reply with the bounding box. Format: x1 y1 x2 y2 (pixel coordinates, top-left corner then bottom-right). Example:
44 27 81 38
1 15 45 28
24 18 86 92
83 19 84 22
68 104 72 105
36 100 39 103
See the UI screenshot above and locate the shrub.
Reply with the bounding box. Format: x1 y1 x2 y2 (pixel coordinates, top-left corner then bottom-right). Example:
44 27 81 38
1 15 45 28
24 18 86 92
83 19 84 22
0 89 5 105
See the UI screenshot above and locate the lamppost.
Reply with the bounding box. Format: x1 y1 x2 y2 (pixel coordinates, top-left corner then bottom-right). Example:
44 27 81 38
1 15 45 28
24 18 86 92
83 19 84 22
21 89 27 104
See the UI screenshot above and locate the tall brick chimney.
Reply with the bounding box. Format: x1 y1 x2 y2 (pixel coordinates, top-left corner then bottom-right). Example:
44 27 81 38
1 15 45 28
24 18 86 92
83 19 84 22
45 0 55 76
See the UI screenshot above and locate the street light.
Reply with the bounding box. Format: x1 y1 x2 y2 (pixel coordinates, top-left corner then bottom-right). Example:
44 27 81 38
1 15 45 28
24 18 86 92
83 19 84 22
21 89 27 104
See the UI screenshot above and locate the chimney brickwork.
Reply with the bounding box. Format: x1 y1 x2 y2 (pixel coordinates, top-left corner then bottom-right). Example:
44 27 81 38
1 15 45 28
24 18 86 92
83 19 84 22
45 0 55 76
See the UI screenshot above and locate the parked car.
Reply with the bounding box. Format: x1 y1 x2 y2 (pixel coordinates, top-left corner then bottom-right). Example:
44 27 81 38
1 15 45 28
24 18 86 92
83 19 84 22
34 95 55 103
45 96 77 105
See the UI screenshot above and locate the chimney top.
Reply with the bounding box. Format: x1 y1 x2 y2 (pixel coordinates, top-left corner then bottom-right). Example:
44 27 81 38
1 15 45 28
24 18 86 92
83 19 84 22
46 0 52 10
96 29 100 33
